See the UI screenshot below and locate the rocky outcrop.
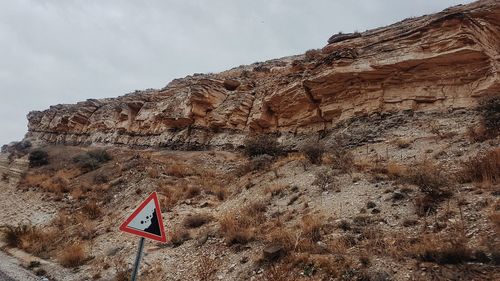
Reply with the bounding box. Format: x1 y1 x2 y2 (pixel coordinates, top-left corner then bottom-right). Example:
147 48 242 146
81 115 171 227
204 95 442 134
26 0 500 149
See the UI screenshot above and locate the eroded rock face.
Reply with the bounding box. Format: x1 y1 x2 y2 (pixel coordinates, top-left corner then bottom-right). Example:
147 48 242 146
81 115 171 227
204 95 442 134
26 0 500 148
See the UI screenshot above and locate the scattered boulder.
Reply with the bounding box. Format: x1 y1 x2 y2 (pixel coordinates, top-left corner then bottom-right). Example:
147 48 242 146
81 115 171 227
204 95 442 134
262 245 285 262
223 79 241 91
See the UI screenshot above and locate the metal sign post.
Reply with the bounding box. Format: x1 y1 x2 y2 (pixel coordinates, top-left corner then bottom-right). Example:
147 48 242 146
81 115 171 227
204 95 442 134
119 192 167 281
131 237 145 281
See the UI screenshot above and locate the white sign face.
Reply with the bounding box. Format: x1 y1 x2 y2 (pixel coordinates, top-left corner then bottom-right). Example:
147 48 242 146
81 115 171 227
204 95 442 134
126 200 161 236
119 192 167 242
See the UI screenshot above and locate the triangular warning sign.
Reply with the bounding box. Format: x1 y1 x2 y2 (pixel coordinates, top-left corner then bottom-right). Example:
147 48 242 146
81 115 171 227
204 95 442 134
119 192 167 243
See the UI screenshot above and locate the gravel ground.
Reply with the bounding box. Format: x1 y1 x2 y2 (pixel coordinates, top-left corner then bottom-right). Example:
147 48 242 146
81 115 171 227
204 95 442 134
0 251 38 281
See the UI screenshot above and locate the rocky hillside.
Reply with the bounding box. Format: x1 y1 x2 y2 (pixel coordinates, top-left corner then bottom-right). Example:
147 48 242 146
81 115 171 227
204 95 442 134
26 0 500 149
1 1 499 281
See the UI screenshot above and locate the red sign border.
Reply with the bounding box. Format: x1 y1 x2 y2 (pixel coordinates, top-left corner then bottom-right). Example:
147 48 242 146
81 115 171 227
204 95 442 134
119 192 167 243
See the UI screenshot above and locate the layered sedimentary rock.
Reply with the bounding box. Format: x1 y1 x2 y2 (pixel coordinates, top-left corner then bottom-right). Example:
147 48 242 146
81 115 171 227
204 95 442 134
26 0 500 148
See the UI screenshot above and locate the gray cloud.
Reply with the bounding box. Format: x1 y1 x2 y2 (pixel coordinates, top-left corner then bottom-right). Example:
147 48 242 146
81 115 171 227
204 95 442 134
0 0 474 145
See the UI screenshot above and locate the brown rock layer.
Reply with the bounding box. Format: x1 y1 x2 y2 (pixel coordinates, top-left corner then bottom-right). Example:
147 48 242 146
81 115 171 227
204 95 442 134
26 0 500 148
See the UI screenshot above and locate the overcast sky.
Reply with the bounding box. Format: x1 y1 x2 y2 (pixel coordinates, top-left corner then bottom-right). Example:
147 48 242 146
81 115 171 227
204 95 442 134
0 0 475 145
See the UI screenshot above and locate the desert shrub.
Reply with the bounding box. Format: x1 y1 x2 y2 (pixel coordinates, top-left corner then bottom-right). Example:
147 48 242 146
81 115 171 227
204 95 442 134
87 149 111 162
210 185 227 201
394 138 411 149
236 154 274 176
478 95 500 135
1 224 34 247
82 201 102 219
300 141 326 165
73 149 111 172
29 149 49 167
218 201 268 245
169 228 190 247
185 186 201 199
410 234 473 265
219 213 253 245
1 224 56 257
93 174 109 184
58 243 87 267
266 228 295 251
183 213 212 229
263 263 292 281
337 220 351 231
301 215 323 243
243 135 284 157
1 173 8 182
459 148 500 184
329 137 354 174
313 169 336 191
165 164 196 177
404 160 450 198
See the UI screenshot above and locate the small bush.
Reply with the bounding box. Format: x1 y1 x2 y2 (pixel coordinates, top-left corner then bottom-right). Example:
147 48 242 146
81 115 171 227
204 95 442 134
165 163 196 177
478 95 500 136
219 213 253 245
459 148 500 184
185 186 201 199
404 160 450 198
243 135 284 157
29 149 49 167
411 235 473 265
263 263 291 281
313 169 336 191
93 174 109 184
73 149 111 172
58 243 87 267
329 137 354 174
236 154 274 176
394 138 411 149
183 213 212 229
300 141 326 165
301 215 323 243
82 201 102 219
1 224 33 247
169 228 190 247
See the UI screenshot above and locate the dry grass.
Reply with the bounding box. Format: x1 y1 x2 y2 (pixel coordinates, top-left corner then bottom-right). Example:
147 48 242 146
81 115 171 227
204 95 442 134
265 184 288 196
300 141 326 164
1 224 34 247
19 228 58 258
57 243 87 267
185 185 201 199
183 213 212 229
408 233 473 264
404 160 451 199
165 163 196 177
266 227 296 251
168 227 190 247
300 215 323 243
218 200 268 246
311 254 354 278
386 161 407 179
243 135 284 157
219 212 254 245
263 263 292 281
82 201 102 219
393 138 412 148
459 148 500 185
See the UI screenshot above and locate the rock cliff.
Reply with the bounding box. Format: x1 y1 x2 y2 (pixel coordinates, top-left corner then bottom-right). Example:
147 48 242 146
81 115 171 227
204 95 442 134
26 0 500 149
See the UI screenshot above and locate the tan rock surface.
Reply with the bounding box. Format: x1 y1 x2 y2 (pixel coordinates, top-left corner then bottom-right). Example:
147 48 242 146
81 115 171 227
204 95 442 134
26 0 500 148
